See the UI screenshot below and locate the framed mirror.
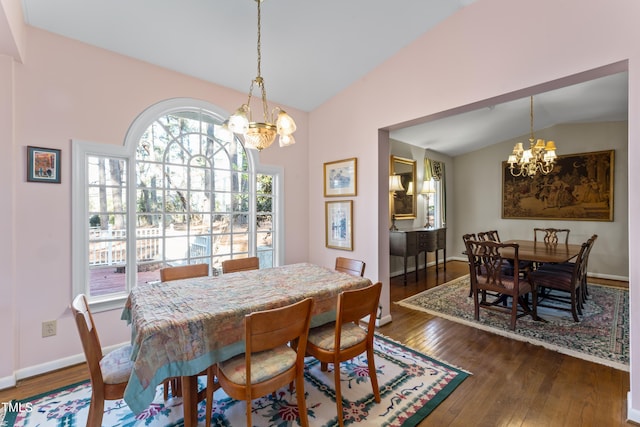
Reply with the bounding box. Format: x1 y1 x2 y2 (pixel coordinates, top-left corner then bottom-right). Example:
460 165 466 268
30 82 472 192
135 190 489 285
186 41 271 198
390 155 417 219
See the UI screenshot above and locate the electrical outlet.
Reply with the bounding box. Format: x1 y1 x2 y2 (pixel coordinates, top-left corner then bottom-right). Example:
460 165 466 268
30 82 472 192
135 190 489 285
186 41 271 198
42 320 57 337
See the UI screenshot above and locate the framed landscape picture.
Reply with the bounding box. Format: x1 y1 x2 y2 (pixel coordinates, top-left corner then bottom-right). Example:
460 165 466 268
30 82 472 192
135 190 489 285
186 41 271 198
325 200 353 250
27 146 61 183
502 149 614 221
324 158 357 197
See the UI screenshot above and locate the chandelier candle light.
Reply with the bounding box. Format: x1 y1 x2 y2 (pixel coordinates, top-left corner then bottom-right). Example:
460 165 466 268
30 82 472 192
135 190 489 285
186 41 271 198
507 96 557 177
228 0 297 151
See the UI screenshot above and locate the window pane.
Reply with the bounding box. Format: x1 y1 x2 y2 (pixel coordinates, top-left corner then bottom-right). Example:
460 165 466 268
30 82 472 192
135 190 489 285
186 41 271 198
134 105 266 278
90 266 126 296
86 155 128 298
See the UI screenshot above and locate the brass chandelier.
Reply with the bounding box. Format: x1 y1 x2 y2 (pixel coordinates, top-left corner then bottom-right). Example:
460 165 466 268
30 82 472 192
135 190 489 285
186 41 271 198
507 96 557 177
228 0 296 151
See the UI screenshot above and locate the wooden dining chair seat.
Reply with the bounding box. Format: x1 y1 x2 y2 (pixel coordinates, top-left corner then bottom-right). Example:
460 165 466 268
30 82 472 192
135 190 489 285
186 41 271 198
221 256 260 274
464 240 536 330
334 256 366 276
159 263 209 282
216 298 313 427
306 282 382 427
72 294 134 427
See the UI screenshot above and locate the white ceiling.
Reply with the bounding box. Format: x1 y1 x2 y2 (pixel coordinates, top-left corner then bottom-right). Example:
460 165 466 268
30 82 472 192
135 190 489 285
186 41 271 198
20 0 628 156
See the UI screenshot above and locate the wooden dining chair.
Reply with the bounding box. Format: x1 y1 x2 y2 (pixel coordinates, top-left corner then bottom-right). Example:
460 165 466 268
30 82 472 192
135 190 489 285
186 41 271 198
528 237 591 322
221 256 260 274
305 282 382 427
159 263 209 282
158 263 209 401
533 227 570 245
216 298 314 427
334 256 366 276
477 230 501 242
464 239 536 330
72 294 134 427
462 233 479 297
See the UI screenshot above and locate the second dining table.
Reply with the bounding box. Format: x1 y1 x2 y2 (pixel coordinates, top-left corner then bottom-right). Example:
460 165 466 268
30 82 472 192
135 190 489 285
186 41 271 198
500 239 583 264
121 262 372 426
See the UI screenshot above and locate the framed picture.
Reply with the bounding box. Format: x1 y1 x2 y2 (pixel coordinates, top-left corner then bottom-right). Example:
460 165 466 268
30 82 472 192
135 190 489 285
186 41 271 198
324 157 357 197
325 200 353 250
502 149 614 221
27 146 61 183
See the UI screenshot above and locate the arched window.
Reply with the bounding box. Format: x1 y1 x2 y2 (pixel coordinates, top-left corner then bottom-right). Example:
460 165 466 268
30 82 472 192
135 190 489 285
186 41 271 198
73 99 282 310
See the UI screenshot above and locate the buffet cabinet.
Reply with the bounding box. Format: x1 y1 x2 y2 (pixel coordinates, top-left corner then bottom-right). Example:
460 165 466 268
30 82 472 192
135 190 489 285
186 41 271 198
390 227 446 284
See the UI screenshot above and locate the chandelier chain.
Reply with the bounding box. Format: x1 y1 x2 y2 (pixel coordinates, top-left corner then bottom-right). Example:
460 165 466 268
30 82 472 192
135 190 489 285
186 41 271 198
529 95 534 142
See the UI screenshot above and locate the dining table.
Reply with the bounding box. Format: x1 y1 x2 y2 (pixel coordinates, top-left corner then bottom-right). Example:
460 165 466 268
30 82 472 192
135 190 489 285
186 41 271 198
500 239 583 264
121 262 372 426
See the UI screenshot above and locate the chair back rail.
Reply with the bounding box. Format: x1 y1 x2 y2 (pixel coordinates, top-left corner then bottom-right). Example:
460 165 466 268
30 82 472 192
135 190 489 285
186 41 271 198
160 263 209 282
533 228 570 245
221 257 260 274
335 257 366 277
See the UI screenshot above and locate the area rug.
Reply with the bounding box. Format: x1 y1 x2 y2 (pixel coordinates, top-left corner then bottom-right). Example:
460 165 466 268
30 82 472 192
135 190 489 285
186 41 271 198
1 334 470 427
397 275 628 371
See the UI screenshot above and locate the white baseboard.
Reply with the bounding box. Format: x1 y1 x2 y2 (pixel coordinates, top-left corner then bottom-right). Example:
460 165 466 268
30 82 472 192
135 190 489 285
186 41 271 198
0 374 16 390
0 342 127 391
628 392 640 423
390 259 443 278
376 314 392 327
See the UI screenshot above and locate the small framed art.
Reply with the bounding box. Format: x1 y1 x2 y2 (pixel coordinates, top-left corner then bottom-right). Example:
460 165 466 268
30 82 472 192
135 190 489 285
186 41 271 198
323 157 357 197
27 146 61 183
325 200 353 251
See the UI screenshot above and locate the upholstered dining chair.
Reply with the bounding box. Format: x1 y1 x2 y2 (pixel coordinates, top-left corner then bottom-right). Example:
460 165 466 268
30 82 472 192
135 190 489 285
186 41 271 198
334 256 366 276
540 234 598 304
72 294 133 427
528 235 596 321
216 298 314 427
159 263 209 282
464 239 536 330
158 263 210 403
305 282 382 427
221 256 260 274
534 227 571 245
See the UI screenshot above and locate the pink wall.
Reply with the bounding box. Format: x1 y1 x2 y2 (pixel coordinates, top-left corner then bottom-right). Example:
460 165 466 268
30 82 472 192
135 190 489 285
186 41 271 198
307 0 640 418
0 54 16 387
5 26 308 378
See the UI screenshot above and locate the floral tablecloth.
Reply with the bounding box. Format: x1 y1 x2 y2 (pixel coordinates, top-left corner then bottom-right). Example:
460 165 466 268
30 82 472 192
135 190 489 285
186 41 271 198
121 262 371 414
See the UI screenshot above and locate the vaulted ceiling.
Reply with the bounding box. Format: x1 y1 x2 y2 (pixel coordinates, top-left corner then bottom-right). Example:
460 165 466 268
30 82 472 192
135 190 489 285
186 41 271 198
20 0 628 156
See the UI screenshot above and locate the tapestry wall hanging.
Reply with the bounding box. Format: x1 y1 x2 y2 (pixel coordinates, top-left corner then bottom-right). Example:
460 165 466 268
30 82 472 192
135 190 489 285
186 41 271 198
502 149 614 221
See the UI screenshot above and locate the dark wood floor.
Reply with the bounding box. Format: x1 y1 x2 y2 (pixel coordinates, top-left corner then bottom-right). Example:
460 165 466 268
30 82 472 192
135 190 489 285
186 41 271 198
0 261 633 426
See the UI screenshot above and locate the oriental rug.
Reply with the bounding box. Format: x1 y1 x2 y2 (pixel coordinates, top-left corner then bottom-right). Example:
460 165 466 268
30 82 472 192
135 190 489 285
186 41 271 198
1 334 469 427
397 275 628 371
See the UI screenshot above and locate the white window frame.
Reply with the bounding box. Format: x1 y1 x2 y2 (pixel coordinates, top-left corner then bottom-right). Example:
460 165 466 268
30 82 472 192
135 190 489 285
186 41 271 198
72 98 284 311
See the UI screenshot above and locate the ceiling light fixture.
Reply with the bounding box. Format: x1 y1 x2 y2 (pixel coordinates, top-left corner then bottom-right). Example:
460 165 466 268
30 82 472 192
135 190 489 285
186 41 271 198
228 0 296 151
507 96 557 177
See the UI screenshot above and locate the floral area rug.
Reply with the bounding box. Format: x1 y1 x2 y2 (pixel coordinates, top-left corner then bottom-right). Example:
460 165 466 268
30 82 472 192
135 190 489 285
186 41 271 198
397 275 628 371
1 334 470 427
